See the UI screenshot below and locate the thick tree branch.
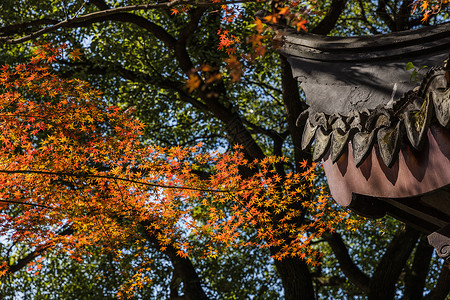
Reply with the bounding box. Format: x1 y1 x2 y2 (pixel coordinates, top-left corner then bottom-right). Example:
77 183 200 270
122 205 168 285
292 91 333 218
396 0 413 31
61 60 210 112
376 0 396 31
368 226 419 299
178 7 207 47
0 1 251 45
272 255 316 300
310 0 348 35
8 245 48 274
267 55 316 300
140 221 209 300
404 236 433 300
174 8 206 73
68 13 177 48
0 19 58 36
424 262 450 300
280 55 310 170
323 231 370 293
7 227 73 273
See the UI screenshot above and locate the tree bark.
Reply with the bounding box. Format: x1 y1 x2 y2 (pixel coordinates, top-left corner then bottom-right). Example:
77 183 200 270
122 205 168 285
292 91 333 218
404 236 433 300
273 254 316 300
368 226 420 300
310 0 348 35
164 244 209 300
323 232 370 293
276 54 316 300
280 55 310 170
141 222 209 300
424 262 450 300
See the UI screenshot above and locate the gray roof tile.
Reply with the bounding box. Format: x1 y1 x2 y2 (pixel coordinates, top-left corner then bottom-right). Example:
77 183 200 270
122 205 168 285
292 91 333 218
300 67 450 167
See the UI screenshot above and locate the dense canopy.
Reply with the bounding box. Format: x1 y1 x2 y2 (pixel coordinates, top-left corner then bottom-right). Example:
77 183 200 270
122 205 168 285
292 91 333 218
0 1 449 299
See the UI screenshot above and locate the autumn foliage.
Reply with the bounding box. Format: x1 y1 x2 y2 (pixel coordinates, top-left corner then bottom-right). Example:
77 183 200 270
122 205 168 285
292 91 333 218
0 1 441 296
413 0 450 21
184 0 444 92
0 45 359 296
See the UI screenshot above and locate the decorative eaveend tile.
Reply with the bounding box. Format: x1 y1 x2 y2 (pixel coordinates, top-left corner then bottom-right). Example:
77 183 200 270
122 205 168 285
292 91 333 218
352 131 376 167
301 118 318 150
297 67 450 168
331 129 351 163
431 88 450 128
428 225 450 261
377 121 402 168
313 127 331 161
403 95 433 150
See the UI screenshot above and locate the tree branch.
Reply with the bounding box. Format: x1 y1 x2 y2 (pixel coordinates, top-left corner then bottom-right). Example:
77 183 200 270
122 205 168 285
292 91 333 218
368 225 419 299
323 231 370 293
0 169 251 193
7 227 73 273
424 262 450 300
404 236 433 300
310 0 348 35
376 0 397 31
0 1 251 45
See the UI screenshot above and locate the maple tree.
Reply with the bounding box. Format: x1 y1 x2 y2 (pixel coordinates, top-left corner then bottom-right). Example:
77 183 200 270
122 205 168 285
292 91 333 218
0 1 449 299
0 45 353 298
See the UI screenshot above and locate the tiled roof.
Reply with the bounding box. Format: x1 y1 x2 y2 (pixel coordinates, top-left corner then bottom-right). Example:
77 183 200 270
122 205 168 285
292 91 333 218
298 66 449 167
280 22 450 249
282 22 450 116
280 21 450 168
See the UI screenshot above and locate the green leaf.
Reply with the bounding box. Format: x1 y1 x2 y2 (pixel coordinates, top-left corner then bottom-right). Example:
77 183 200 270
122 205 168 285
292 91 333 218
405 62 415 71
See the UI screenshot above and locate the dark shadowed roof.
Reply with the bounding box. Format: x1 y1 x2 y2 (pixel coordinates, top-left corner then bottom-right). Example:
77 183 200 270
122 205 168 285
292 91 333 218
282 22 450 115
280 22 450 166
299 68 449 167
281 23 450 258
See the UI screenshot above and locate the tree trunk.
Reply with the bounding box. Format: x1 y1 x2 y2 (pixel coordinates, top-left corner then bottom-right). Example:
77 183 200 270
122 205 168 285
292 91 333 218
273 255 316 300
276 54 316 300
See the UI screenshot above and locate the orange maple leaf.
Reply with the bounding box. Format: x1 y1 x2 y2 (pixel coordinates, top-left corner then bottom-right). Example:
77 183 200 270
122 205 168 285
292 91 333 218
299 159 308 169
185 74 201 92
421 0 429 11
295 19 308 32
254 18 264 33
263 14 277 24
69 48 82 61
278 7 289 15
